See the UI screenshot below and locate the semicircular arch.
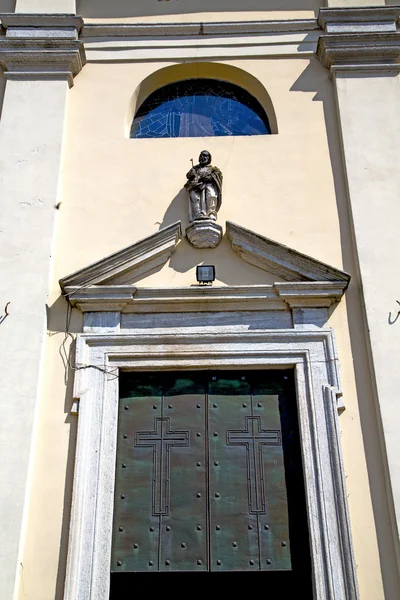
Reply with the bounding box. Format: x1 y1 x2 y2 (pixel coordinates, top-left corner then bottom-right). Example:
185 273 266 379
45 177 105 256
125 62 278 137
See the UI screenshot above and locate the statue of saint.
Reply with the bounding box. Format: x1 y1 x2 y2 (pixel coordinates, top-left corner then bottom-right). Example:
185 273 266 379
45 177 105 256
185 150 223 222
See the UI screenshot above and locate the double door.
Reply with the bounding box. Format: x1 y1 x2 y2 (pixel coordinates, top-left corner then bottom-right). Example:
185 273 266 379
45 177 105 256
111 371 300 573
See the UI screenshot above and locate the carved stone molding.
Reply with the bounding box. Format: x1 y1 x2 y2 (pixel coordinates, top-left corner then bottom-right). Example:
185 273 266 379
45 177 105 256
317 32 400 72
0 13 86 86
318 7 400 34
81 19 319 39
186 220 223 249
317 7 400 72
64 327 357 600
64 282 347 314
0 14 83 30
60 222 182 293
226 221 350 284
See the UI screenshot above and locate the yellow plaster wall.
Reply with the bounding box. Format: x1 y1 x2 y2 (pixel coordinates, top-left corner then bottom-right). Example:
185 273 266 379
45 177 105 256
16 54 396 600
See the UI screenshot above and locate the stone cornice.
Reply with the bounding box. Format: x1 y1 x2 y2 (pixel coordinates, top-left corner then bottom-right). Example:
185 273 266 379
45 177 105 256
0 38 86 86
60 222 182 292
317 31 400 72
0 13 85 86
63 282 346 313
318 7 400 33
81 18 319 39
226 221 350 284
0 13 83 32
317 7 400 72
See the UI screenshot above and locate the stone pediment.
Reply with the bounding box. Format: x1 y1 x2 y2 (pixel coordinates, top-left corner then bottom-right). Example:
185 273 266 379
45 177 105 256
60 221 182 291
226 222 349 283
60 220 350 312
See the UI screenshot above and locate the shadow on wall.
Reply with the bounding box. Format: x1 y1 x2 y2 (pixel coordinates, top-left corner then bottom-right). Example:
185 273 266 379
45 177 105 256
0 0 16 11
77 0 320 18
291 58 400 600
158 187 276 286
55 358 78 600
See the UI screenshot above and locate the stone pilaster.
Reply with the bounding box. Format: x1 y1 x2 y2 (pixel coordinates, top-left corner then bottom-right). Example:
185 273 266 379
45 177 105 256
317 6 400 589
0 13 84 600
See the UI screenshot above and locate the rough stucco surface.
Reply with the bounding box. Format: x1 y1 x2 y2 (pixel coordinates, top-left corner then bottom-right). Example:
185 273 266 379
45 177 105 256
0 78 69 600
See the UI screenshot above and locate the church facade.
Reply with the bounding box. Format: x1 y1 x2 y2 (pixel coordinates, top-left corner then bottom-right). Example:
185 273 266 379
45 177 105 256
1 1 400 599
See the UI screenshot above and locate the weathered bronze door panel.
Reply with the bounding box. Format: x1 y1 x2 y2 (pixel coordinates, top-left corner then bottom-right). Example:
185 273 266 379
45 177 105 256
208 375 290 571
112 371 296 573
113 373 207 572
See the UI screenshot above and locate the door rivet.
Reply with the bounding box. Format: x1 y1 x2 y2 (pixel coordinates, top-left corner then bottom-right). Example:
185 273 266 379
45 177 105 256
166 526 171 531
168 404 173 409
242 403 247 408
196 462 201 467
117 561 122 566
215 493 220 498
214 461 219 466
264 525 269 530
232 542 238 547
282 541 287 547
134 543 138 549
153 405 157 409
123 434 127 439
197 493 201 498
213 403 217 408
196 432 201 437
217 560 222 565
266 559 271 565
149 561 153 566
196 404 201 408
122 464 126 468
248 525 252 530
165 560 170 566
124 406 129 410
119 527 123 532
197 560 202 565
213 432 218 437
216 525 221 530
257 403 262 408
120 494 125 499
197 525 202 530
249 560 254 566
181 543 186 548
150 527 154 532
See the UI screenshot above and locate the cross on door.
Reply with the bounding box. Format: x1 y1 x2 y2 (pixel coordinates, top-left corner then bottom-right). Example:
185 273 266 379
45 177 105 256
135 417 190 515
227 416 281 514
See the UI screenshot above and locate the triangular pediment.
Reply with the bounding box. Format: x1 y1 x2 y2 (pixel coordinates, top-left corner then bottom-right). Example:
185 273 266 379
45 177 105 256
59 221 182 292
60 220 350 312
226 222 350 284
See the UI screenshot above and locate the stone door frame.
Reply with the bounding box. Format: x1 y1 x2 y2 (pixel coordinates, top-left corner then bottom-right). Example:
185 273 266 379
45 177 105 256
63 323 359 600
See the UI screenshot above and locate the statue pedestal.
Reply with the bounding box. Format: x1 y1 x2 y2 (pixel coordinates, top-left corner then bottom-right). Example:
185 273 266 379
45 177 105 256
186 220 223 249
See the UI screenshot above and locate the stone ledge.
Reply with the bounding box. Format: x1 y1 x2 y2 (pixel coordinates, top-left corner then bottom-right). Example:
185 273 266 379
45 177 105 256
0 13 83 32
60 222 182 290
226 221 350 284
318 7 400 33
317 32 400 72
63 282 347 313
81 19 319 39
0 37 86 86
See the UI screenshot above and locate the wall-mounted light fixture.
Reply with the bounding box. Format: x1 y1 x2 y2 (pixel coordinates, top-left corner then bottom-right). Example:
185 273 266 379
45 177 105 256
196 265 216 285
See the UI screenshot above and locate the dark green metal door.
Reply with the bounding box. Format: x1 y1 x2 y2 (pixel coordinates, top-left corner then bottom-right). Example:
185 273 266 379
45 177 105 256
112 371 297 573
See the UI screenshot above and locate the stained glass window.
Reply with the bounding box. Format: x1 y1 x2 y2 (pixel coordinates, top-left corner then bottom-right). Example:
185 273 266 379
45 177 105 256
130 78 271 138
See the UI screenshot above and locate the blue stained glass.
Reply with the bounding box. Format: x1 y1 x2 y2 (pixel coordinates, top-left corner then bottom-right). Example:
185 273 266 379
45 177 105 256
130 79 270 138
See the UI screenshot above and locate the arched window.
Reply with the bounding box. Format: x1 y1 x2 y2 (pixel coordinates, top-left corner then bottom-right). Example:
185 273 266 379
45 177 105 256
130 78 271 138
